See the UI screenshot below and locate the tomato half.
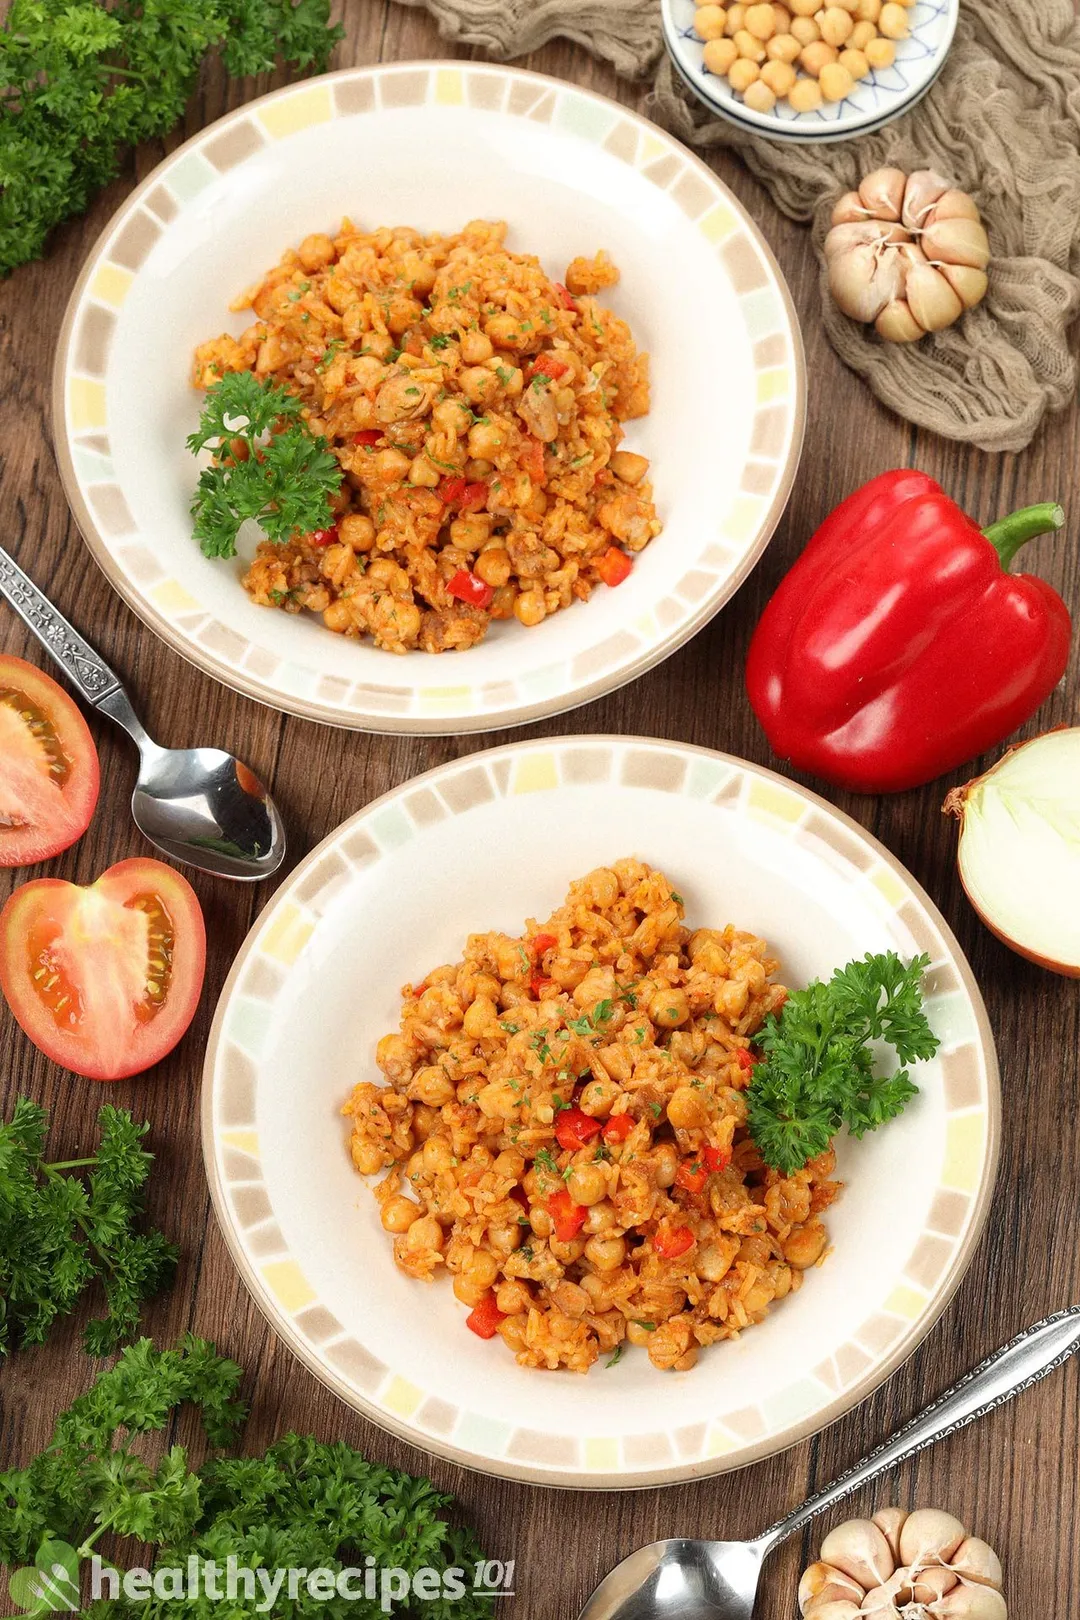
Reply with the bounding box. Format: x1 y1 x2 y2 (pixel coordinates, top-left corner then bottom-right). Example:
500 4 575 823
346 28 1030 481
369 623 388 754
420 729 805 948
0 656 100 866
0 858 206 1079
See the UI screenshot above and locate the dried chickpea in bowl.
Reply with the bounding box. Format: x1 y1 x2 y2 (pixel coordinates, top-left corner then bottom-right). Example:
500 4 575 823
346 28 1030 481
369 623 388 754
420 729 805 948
692 0 914 117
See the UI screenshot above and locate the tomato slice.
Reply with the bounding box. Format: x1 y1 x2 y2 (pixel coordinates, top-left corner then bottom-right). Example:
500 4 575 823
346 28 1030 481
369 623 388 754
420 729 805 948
0 858 206 1079
0 656 100 867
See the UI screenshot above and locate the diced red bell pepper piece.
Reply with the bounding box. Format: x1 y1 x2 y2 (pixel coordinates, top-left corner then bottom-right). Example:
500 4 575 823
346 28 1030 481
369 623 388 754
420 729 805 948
529 352 571 381
554 1107 602 1151
548 1187 588 1242
703 1144 732 1174
675 1159 709 1196
447 569 495 609
553 282 579 312
531 931 558 957
653 1224 696 1260
438 475 467 506
521 437 546 485
596 546 632 587
353 430 382 446
602 1112 635 1145
735 1047 759 1074
529 969 556 998
308 523 339 548
466 1293 506 1340
460 480 489 511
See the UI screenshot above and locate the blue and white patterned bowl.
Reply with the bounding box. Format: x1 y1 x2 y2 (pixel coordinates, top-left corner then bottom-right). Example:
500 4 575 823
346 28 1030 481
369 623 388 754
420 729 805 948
662 0 958 143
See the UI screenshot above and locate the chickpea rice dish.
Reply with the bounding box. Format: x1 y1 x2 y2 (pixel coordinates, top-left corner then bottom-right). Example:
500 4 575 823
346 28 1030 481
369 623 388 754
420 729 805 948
343 861 840 1374
193 219 661 654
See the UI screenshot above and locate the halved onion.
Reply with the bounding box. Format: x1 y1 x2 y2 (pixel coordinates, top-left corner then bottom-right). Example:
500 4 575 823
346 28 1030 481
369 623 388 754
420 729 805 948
944 729 1080 976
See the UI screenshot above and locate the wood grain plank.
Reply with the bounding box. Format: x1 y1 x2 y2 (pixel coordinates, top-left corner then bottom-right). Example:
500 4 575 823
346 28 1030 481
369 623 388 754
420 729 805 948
1 4 1077 1615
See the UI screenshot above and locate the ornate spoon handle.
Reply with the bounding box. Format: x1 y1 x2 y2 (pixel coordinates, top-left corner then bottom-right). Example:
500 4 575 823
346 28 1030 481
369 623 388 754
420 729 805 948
0 543 121 704
759 1307 1080 1552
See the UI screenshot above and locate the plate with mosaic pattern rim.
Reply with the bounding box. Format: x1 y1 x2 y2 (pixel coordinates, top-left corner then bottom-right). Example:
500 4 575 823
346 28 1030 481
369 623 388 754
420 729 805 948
662 0 958 142
52 62 805 736
202 735 1000 1489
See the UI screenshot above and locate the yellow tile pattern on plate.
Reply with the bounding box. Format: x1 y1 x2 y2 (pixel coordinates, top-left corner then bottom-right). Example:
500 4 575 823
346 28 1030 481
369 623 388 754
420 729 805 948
260 902 314 967
704 1426 737 1457
261 1259 316 1312
756 368 790 405
871 866 909 909
747 778 805 824
221 1130 260 1158
383 1376 424 1418
638 131 667 165
512 753 558 794
942 1113 987 1193
883 1284 927 1321
258 84 333 139
69 377 107 430
700 201 739 243
723 494 766 545
150 579 202 615
90 262 134 307
419 684 472 713
584 1437 619 1471
435 68 464 104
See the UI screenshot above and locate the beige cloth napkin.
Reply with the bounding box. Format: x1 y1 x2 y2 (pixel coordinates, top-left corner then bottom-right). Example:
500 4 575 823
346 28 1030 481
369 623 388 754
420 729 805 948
394 0 1080 453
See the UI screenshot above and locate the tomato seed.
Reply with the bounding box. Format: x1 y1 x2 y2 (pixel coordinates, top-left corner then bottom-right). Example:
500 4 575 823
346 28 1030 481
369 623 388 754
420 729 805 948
1 688 70 785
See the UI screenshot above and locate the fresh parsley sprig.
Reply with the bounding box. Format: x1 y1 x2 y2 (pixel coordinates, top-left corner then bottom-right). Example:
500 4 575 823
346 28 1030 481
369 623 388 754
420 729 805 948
0 1099 177 1357
188 371 341 559
746 952 939 1176
0 0 341 277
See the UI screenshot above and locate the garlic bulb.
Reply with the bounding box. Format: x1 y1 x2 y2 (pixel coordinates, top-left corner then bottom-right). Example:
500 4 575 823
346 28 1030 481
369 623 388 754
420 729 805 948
825 167 990 342
800 1507 1006 1620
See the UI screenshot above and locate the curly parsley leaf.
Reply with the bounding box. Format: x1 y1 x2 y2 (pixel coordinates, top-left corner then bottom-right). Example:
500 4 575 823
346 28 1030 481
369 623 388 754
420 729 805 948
188 371 341 559
0 0 342 278
746 952 937 1176
0 1100 177 1358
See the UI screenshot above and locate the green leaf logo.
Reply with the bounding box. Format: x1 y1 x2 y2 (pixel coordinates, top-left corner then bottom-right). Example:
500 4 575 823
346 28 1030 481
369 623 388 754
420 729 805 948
7 1540 80 1614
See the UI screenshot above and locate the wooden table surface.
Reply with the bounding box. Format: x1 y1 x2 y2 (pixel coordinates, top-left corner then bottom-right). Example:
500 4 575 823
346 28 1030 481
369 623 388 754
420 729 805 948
2 5 1079 1616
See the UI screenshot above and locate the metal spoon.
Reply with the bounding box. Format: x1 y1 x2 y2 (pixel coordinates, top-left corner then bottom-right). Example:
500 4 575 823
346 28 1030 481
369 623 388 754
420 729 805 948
0 545 285 881
579 1307 1080 1620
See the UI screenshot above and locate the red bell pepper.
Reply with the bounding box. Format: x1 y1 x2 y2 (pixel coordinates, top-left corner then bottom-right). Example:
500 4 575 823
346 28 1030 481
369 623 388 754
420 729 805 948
595 546 632 588
465 1293 506 1339
548 1187 588 1242
602 1112 635 1145
447 569 494 609
746 472 1070 793
554 1106 602 1151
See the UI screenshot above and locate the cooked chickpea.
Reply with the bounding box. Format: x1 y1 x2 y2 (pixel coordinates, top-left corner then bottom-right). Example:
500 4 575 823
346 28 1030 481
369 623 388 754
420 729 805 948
459 330 493 363
474 547 512 588
338 513 376 552
579 1077 619 1117
695 2 728 38
784 1221 828 1269
609 450 650 485
855 0 880 16
408 453 440 488
351 1139 384 1175
411 1064 456 1106
864 33 895 63
487 1220 523 1255
648 988 690 1028
495 1278 531 1314
839 46 869 76
761 57 797 93
724 2 747 31
514 588 547 627
744 1 776 36
549 1235 588 1265
742 78 777 111
566 1163 608 1206
422 1135 454 1173
405 1215 444 1252
849 17 876 45
789 0 820 13
819 59 854 98
497 1315 528 1353
373 446 411 480
819 5 853 42
799 39 838 74
766 31 801 61
626 1321 655 1348
460 365 500 405
668 1085 709 1130
298 232 335 271
323 600 352 634
583 1200 618 1234
381 1196 420 1234
431 399 472 436
727 56 760 91
789 14 820 42
733 27 766 60
877 0 908 34
484 312 529 349
584 1234 627 1272
652 1142 680 1188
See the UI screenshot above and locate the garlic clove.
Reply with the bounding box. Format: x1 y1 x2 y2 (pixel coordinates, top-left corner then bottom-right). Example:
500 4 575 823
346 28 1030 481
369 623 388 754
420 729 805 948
940 263 988 311
930 188 981 223
932 1585 1008 1619
871 1508 909 1565
860 1579 903 1614
799 1562 866 1614
908 1567 959 1602
824 220 908 260
831 190 867 226
829 244 906 322
901 167 950 231
857 166 907 221
904 264 963 333
803 1603 864 1620
950 1537 1004 1590
820 1520 896 1591
875 298 924 342
921 216 991 270
899 1508 967 1569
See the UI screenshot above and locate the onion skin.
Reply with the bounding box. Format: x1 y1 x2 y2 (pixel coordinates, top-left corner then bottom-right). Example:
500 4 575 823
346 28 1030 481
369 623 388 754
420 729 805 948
945 730 1080 979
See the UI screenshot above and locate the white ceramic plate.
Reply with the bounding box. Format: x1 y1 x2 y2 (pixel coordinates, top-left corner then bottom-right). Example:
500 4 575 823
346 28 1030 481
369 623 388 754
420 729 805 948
202 736 999 1488
663 0 958 143
53 63 805 735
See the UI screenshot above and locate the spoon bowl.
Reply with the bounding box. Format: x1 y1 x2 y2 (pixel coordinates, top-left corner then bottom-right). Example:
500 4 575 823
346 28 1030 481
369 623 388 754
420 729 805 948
578 1540 763 1620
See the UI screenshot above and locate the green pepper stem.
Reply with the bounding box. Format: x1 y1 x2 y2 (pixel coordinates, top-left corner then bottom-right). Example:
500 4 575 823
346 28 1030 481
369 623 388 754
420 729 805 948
983 502 1065 571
